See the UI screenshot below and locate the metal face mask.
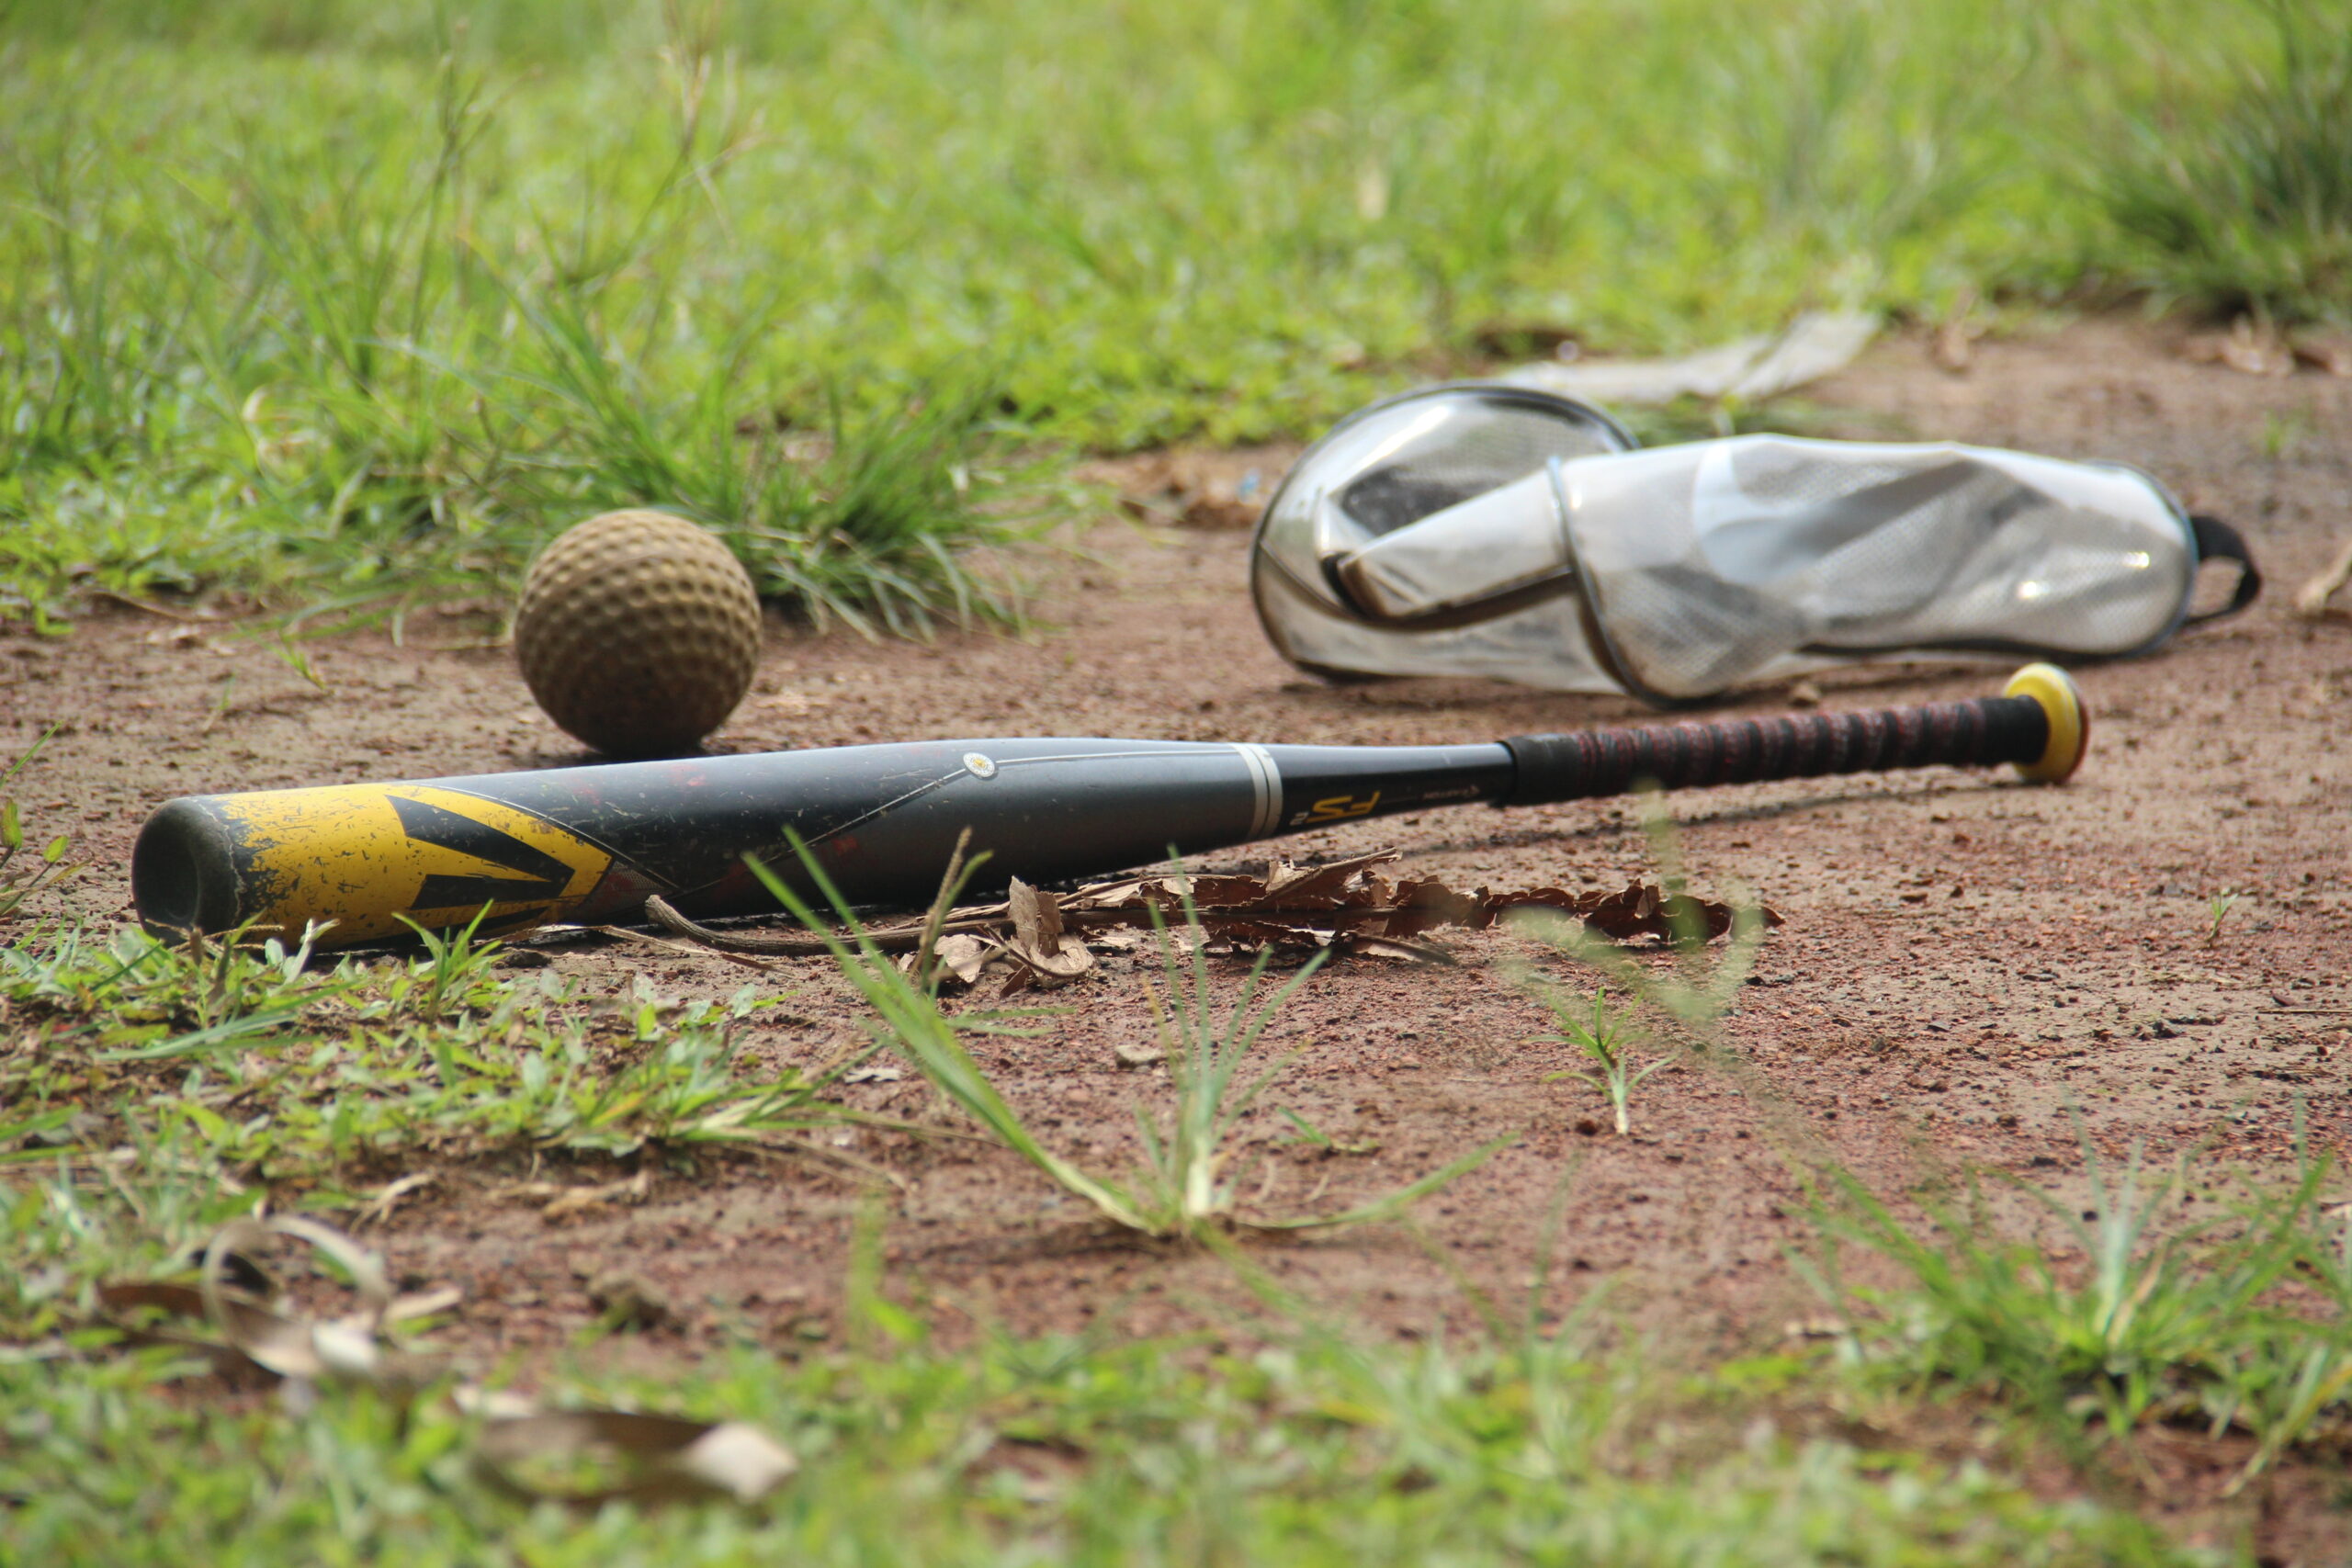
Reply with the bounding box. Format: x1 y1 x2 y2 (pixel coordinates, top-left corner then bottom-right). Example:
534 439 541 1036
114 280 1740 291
1250 383 2258 704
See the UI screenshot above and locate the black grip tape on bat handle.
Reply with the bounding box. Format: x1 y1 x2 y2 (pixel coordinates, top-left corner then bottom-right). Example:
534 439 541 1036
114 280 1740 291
1498 694 2048 807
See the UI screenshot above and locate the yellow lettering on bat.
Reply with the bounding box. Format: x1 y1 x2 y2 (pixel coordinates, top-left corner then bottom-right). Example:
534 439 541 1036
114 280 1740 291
1304 791 1381 822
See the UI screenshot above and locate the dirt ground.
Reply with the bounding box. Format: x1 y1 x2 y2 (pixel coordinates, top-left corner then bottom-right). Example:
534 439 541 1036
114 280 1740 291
7 319 2352 1537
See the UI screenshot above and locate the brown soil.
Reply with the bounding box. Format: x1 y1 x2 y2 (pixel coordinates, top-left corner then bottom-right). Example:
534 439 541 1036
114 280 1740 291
7 318 2351 1550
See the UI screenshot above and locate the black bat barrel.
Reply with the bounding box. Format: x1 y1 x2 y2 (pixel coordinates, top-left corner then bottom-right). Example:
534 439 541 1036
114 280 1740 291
131 738 1512 948
130 667 2084 949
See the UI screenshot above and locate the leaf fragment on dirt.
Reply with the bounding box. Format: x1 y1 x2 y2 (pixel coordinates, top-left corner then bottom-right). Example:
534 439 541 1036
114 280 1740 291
1001 876 1094 988
928 932 996 987
583 1269 681 1331
95 1281 285 1385
527 1169 653 1224
96 1215 451 1388
1101 452 1265 530
474 1409 797 1507
2294 537 2352 619
2291 328 2352 378
202 1216 395 1382
355 1169 437 1228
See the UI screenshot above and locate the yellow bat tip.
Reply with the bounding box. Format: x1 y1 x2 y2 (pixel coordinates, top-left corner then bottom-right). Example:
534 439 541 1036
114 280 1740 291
2004 662 2088 784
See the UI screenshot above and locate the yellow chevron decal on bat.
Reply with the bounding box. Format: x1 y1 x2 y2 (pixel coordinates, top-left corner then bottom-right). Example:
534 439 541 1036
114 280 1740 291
222 784 612 944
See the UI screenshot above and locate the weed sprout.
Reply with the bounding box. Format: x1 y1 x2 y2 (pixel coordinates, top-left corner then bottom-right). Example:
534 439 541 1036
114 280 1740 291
1534 986 1674 1137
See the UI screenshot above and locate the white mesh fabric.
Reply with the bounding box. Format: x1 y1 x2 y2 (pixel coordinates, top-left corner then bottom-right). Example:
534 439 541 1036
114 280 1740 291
1565 436 2195 698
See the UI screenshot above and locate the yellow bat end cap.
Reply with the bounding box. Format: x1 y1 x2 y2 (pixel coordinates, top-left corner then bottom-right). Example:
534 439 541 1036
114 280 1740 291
2005 662 2089 784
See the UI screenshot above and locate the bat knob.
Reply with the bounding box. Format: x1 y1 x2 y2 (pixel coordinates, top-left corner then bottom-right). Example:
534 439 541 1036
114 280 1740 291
2004 663 2089 784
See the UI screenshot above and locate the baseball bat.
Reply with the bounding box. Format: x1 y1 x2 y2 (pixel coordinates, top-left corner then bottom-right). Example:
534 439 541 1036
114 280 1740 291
130 664 2086 951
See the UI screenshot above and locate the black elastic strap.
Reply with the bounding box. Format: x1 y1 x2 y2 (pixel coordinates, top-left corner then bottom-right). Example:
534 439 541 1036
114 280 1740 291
2186 514 2261 626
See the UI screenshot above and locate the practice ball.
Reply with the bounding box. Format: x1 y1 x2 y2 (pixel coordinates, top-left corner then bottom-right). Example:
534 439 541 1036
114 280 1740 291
514 510 763 757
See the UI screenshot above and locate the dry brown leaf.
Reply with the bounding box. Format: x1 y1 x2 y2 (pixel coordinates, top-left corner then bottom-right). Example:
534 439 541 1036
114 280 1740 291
97 1215 450 1389
1096 451 1269 532
1930 318 1977 373
474 1409 797 1507
1385 874 1482 937
1335 934 1459 964
652 851 1778 964
584 1269 681 1331
1002 876 1093 987
537 1170 652 1225
2184 318 2296 377
1259 849 1401 906
540 1191 619 1226
95 1281 284 1385
201 1216 395 1382
2294 538 2352 619
2290 330 2352 378
929 932 997 986
539 1191 607 1225
1179 491 1261 530
354 1170 437 1228
1009 875 1061 949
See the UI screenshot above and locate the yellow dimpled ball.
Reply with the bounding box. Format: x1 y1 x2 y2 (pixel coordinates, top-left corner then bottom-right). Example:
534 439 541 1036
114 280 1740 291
514 510 763 757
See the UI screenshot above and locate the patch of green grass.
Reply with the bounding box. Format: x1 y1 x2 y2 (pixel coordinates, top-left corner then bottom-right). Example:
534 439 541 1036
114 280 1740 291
2099 0 2352 322
1811 1123 2352 1492
2 0 2337 628
0 26 1028 634
0 919 854 1237
0 1296 2201 1566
